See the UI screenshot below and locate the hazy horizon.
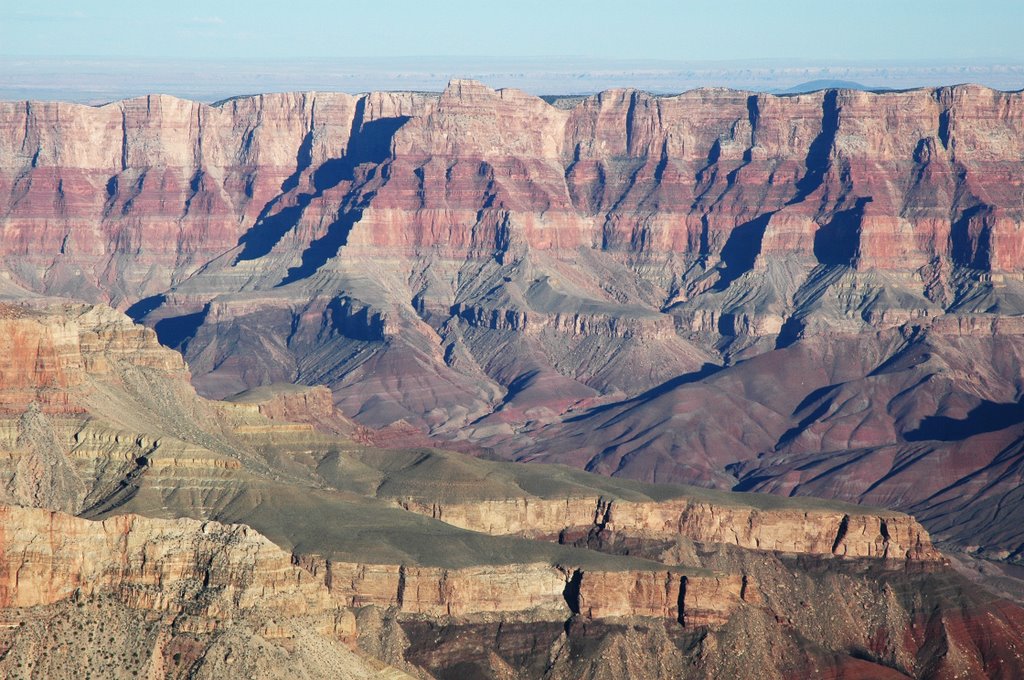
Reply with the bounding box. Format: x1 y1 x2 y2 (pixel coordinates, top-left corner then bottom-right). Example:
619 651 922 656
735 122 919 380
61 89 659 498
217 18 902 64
2 55 1023 104
2 1 1023 102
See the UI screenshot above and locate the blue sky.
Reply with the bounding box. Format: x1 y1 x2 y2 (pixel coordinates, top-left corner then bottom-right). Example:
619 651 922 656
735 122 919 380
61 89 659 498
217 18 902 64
1 0 1021 62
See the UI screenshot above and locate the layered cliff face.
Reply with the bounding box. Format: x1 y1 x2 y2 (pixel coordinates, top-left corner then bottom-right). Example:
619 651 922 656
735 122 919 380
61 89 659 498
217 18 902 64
395 495 939 561
0 92 436 301
0 302 185 412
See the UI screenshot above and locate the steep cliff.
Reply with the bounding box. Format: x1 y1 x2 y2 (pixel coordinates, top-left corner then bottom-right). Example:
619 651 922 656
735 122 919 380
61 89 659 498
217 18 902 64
395 495 939 562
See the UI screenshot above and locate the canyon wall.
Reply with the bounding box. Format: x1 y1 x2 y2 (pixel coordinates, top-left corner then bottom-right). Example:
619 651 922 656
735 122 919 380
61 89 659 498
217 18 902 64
0 302 1017 678
395 495 940 562
294 556 744 627
0 505 338 631
3 82 1022 293
0 302 186 413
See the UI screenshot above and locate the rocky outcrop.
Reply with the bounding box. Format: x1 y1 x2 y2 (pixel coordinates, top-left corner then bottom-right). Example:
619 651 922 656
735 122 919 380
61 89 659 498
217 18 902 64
0 504 423 679
222 383 359 436
0 505 336 627
452 302 676 339
571 569 742 626
0 302 187 414
396 496 941 562
0 506 749 636
292 555 741 627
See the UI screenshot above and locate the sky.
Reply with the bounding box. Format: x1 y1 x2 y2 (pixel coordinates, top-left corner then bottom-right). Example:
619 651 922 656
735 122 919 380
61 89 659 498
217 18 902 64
2 0 1022 62
1 1 1023 101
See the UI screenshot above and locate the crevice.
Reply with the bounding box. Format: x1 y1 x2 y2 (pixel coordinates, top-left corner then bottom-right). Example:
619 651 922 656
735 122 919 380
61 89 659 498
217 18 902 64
938 108 951 151
790 90 840 205
698 213 711 258
744 95 760 161
813 196 869 266
677 575 687 626
624 91 638 155
562 569 582 615
182 169 203 218
397 564 407 607
594 498 613 530
714 212 773 289
831 514 850 555
949 204 992 270
120 105 128 171
653 138 670 182
693 138 721 195
104 175 118 202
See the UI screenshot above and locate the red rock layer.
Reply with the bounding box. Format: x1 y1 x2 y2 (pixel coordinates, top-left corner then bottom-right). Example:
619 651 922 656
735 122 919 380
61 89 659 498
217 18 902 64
344 82 1024 271
0 92 432 301
0 302 186 413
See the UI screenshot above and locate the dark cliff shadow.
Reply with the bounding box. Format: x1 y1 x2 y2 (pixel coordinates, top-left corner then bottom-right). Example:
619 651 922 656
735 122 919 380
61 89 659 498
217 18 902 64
769 385 841 450
950 204 992 270
235 98 409 266
153 305 208 352
324 298 387 341
904 400 1024 442
562 362 723 423
125 293 166 322
773 316 805 350
694 138 721 186
813 196 869 266
276 112 410 286
789 90 839 205
714 212 773 290
277 205 366 286
235 132 317 262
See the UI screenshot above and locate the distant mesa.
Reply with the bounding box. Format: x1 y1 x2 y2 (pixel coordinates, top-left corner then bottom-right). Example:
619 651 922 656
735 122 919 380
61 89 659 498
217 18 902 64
777 78 879 93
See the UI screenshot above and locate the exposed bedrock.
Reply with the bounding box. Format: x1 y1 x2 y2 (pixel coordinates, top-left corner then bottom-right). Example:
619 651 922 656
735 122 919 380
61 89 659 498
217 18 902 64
396 496 940 562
